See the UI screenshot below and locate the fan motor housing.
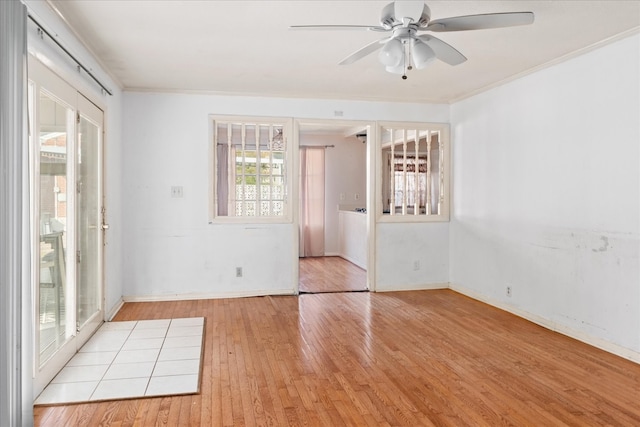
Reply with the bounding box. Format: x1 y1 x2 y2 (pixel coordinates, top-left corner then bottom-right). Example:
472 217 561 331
381 1 431 28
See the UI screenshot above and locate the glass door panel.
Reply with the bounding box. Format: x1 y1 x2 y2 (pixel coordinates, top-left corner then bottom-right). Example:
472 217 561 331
38 91 73 364
30 57 105 399
77 98 103 330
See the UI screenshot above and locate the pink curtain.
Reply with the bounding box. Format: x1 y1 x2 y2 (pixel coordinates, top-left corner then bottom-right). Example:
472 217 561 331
299 147 325 257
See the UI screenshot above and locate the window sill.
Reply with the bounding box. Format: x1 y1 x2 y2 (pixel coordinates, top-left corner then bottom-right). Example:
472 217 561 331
209 216 293 225
377 213 450 223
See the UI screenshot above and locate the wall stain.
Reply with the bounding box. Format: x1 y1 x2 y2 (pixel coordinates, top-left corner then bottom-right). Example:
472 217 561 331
528 242 561 250
592 236 609 252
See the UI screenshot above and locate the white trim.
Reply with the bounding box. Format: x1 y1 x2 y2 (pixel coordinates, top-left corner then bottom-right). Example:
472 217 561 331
377 214 450 223
375 282 449 292
105 298 123 321
123 289 295 303
208 117 215 221
26 18 109 112
0 3 28 422
292 121 300 294
29 56 107 398
39 0 124 90
376 121 450 223
450 283 640 365
294 118 375 292
119 86 446 104
209 114 294 224
367 124 376 292
122 26 639 105
338 254 366 271
120 280 640 365
448 27 640 104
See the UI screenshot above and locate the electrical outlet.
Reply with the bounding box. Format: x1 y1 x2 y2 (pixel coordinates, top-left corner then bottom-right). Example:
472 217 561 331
236 267 243 278
354 193 360 200
413 260 420 271
171 186 183 198
506 286 512 297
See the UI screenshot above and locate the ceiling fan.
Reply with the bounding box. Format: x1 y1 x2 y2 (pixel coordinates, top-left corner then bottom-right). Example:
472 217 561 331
290 1 534 79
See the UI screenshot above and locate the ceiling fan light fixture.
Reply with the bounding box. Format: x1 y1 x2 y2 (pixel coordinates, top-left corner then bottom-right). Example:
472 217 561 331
378 38 404 67
411 39 436 69
393 1 430 26
291 2 534 75
385 64 406 75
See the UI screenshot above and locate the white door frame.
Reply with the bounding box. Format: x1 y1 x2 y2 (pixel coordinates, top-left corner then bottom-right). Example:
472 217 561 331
293 119 377 294
29 56 105 398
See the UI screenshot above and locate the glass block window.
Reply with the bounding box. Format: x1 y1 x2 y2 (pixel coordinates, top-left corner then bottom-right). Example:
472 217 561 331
212 116 291 221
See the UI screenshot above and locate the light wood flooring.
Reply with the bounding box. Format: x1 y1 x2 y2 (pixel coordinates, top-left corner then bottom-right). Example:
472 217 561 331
299 256 367 293
34 290 640 426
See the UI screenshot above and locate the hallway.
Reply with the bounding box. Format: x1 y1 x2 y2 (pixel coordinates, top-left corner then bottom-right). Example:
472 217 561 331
299 256 367 293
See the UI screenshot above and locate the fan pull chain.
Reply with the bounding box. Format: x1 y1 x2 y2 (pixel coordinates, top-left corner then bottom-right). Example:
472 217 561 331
402 40 408 80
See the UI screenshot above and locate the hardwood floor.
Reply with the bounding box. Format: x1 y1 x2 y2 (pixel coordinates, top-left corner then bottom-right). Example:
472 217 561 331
299 256 367 293
34 290 640 426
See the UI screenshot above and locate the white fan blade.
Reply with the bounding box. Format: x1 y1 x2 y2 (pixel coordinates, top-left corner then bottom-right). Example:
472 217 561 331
339 38 390 65
417 35 466 66
425 12 534 32
289 25 389 32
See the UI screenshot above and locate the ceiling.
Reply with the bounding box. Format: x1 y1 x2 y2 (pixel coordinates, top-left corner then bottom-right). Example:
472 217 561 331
48 1 639 104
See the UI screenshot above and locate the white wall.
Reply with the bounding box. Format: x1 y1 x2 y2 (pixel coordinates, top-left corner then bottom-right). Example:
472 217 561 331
122 92 449 299
377 222 449 290
339 211 368 269
450 34 640 359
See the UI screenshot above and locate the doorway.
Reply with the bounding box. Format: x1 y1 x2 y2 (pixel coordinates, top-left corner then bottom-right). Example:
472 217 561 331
29 57 105 396
296 120 372 294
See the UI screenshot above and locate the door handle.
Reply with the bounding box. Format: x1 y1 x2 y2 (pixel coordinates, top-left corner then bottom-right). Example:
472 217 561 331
101 224 110 231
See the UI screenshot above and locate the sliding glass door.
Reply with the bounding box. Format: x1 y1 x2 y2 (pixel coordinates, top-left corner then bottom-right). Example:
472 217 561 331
75 95 104 343
37 89 74 364
30 57 105 395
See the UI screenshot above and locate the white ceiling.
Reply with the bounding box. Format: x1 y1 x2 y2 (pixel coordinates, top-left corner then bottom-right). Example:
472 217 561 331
49 1 639 104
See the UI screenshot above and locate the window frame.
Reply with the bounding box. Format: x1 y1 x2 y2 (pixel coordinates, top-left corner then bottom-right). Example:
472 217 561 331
376 121 450 223
209 115 294 224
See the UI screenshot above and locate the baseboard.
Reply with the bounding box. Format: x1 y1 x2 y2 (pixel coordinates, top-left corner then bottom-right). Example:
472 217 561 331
323 252 340 257
338 254 366 270
375 282 448 292
122 288 295 303
105 298 124 321
117 282 640 364
450 283 640 365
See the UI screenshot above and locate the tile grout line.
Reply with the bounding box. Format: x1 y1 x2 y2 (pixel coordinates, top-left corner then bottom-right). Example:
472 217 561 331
87 320 139 402
143 319 172 397
38 318 204 404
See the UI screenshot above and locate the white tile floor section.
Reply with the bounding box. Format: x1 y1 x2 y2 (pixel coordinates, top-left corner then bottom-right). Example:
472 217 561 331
34 317 204 405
